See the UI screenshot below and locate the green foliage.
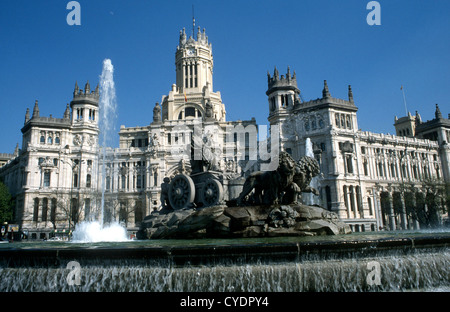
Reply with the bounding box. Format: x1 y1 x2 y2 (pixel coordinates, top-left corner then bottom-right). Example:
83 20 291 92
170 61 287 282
0 181 13 224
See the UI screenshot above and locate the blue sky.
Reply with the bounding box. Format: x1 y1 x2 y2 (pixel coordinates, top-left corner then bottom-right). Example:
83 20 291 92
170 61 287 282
0 0 449 152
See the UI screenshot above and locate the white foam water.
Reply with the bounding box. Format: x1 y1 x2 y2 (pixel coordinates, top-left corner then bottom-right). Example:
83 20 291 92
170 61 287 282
72 221 128 243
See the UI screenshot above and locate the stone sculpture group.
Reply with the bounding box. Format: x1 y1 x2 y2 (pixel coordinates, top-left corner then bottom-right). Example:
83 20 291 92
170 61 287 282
137 151 351 239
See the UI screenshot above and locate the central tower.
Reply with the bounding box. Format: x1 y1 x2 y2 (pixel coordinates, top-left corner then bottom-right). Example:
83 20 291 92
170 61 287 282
176 27 213 92
161 27 226 122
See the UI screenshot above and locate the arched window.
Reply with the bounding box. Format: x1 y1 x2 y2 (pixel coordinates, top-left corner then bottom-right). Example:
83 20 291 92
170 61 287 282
47 136 53 144
40 136 45 144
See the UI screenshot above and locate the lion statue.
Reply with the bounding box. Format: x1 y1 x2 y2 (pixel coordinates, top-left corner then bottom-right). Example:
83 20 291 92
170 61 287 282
282 156 320 204
237 152 296 206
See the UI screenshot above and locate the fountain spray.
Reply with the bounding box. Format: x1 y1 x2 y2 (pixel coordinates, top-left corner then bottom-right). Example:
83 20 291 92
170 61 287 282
98 59 117 227
72 59 127 242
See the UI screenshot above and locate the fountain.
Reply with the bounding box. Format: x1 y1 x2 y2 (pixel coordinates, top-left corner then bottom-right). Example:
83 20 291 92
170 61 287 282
0 60 448 294
71 59 128 243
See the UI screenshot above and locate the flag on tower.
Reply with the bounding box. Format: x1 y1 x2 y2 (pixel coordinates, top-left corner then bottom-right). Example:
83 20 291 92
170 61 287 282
184 91 187 102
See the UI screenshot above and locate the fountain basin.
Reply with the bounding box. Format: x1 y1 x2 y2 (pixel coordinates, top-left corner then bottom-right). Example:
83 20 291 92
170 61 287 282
1 232 449 265
0 232 448 292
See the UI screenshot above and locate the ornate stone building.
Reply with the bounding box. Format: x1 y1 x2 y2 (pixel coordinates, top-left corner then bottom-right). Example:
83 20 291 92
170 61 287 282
268 68 449 231
0 26 448 239
0 27 255 239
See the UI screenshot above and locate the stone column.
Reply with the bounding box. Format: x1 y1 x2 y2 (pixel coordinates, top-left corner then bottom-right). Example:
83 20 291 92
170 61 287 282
373 188 383 231
399 193 408 230
387 193 396 231
410 192 420 230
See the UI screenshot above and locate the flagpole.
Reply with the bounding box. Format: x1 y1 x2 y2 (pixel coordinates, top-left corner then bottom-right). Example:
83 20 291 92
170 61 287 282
401 85 408 115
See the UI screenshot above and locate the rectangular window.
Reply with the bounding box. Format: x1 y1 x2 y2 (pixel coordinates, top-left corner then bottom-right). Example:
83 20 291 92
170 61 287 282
86 174 91 188
345 155 353 174
33 198 39 222
73 173 78 188
42 198 48 222
51 198 57 223
137 175 142 189
44 171 50 187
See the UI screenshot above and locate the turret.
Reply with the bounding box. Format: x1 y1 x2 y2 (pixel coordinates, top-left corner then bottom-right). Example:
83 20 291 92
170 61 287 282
267 66 299 95
175 26 214 92
70 80 99 126
267 67 301 118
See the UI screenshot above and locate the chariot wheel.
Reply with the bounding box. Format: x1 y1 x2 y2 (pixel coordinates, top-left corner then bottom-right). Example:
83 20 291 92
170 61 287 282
200 178 223 207
168 174 195 210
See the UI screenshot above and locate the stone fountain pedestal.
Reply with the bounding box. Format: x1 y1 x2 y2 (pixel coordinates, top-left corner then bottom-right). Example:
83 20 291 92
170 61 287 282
136 204 351 240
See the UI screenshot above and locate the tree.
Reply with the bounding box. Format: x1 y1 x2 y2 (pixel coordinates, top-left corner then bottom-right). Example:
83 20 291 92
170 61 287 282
0 181 14 224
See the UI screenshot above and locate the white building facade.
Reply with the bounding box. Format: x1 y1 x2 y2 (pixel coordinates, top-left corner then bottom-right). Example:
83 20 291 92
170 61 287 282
268 68 449 231
0 27 448 239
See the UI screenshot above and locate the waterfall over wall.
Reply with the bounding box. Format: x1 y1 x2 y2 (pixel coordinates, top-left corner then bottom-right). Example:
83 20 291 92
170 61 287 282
1 233 449 292
0 248 448 292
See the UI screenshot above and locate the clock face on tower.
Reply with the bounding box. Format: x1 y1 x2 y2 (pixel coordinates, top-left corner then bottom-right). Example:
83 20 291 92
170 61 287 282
187 48 195 56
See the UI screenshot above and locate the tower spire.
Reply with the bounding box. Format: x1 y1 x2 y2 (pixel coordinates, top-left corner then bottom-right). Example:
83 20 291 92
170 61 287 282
32 100 40 118
435 103 443 119
348 85 353 102
74 81 79 96
64 103 70 119
24 108 30 124
322 80 330 98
